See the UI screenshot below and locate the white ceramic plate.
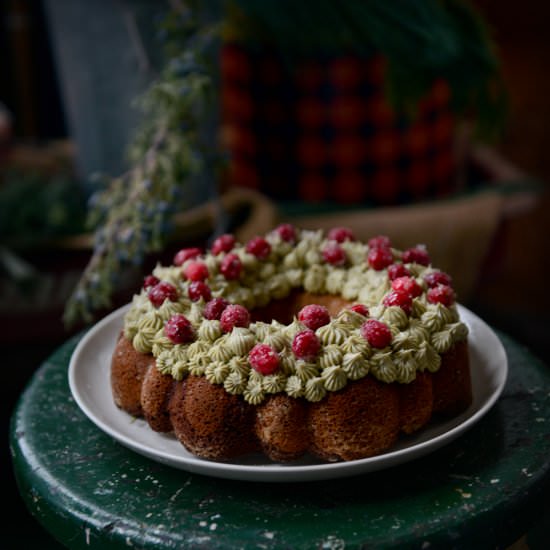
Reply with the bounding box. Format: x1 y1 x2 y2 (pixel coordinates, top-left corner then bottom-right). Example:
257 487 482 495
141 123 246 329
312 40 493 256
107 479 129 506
68 304 507 482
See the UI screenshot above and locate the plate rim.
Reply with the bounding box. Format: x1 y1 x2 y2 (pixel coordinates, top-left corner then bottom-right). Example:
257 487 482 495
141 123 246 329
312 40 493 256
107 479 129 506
68 303 508 482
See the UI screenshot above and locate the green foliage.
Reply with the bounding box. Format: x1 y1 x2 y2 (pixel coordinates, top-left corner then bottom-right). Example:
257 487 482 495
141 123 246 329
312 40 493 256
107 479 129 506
0 171 87 247
228 0 506 137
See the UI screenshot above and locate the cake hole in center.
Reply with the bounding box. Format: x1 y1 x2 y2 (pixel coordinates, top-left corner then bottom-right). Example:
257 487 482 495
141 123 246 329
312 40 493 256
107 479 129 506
249 289 350 324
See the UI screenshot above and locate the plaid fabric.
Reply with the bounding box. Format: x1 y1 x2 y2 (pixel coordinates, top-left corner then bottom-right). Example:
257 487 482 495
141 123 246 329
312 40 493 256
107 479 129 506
221 43 457 206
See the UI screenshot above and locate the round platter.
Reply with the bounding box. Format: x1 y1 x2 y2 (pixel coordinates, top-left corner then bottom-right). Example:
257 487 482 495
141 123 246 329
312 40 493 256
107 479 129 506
68 303 507 482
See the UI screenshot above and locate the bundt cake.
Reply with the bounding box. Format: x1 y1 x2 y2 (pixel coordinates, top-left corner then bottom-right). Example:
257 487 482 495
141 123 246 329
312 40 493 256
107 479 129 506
111 225 471 463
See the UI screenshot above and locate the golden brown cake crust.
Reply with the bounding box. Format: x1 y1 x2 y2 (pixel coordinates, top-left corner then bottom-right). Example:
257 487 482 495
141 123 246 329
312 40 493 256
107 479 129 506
141 366 175 432
432 340 472 416
169 375 260 460
308 376 400 461
398 370 433 434
255 394 310 461
111 333 154 417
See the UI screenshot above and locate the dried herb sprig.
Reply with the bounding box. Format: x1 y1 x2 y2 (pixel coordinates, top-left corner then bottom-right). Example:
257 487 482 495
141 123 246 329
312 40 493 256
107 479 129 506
63 2 221 326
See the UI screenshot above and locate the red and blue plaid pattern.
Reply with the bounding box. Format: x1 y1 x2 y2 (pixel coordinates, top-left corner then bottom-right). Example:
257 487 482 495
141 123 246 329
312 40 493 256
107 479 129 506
221 43 456 206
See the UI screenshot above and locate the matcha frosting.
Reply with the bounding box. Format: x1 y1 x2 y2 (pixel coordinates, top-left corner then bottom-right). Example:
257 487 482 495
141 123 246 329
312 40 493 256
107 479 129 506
122 227 468 404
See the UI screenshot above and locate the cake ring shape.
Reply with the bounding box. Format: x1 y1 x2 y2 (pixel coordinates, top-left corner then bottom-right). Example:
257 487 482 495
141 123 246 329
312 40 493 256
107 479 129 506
111 225 471 462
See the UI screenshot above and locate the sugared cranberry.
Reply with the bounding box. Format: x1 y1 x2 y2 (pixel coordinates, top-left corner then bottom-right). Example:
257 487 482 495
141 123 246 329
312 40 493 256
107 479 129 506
173 247 202 266
183 261 209 282
322 242 346 266
361 319 392 348
368 235 391 249
349 304 369 316
427 284 455 306
387 263 410 281
402 245 430 266
148 281 179 308
275 223 297 243
203 297 229 320
220 304 250 332
188 280 212 302
383 289 413 314
211 233 235 255
367 246 393 270
220 253 242 280
164 314 195 344
246 236 271 259
292 329 321 360
424 271 452 288
298 304 330 331
327 226 355 243
143 274 159 289
249 343 280 375
391 276 422 298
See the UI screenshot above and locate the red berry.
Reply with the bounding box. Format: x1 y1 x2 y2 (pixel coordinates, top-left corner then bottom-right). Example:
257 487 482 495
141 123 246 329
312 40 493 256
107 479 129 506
391 276 422 298
383 289 413 314
220 253 242 280
211 233 235 255
173 247 202 266
361 319 392 348
424 271 452 288
164 314 195 344
203 297 229 320
188 280 212 302
183 261 209 282
427 284 455 306
367 246 393 270
275 223 297 243
349 304 369 316
368 235 391 249
249 344 280 375
298 304 330 331
387 263 410 281
246 236 271 259
220 304 250 332
292 329 321 360
402 245 430 266
322 242 346 266
148 281 179 308
327 226 355 243
143 274 159 289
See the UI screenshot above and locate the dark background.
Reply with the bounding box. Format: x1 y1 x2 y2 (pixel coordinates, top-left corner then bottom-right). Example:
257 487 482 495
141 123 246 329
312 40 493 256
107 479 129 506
1 1 549 547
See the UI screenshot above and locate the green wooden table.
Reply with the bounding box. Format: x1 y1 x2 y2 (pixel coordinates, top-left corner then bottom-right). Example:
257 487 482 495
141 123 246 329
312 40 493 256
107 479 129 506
10 330 550 549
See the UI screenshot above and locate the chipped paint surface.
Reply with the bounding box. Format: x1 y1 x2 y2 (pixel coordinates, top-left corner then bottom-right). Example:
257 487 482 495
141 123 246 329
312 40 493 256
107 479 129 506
319 535 346 550
9 331 550 548
455 488 472 499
